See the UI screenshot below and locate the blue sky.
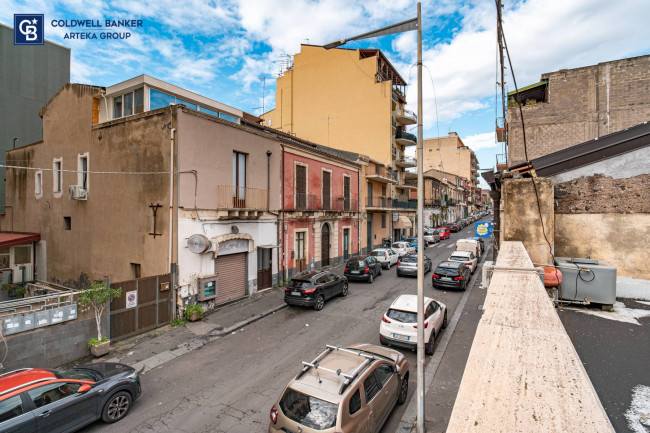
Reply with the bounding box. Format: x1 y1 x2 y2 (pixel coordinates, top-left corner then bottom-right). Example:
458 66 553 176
3 0 650 187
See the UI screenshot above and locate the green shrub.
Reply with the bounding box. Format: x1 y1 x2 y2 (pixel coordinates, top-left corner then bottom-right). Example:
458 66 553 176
170 317 186 327
88 336 108 348
184 305 203 320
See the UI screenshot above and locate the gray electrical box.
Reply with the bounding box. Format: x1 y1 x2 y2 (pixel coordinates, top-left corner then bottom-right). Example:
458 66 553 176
554 257 617 306
3 317 23 335
35 310 51 328
51 307 65 324
63 304 78 321
23 313 35 331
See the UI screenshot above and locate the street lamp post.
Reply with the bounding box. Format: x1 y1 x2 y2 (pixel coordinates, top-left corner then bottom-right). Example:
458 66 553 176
324 4 425 431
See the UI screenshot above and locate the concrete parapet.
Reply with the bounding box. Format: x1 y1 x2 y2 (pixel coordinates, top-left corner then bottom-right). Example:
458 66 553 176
446 241 613 432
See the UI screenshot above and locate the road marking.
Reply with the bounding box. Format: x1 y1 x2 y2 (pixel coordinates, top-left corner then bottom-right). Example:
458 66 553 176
447 243 454 248
396 245 490 433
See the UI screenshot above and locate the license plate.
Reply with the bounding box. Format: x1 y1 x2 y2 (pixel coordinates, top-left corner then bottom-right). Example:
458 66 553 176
442 277 451 281
393 333 410 341
291 291 300 296
351 270 359 274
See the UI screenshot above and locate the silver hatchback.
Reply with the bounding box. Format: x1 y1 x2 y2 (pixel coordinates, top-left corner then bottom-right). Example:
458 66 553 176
396 254 432 277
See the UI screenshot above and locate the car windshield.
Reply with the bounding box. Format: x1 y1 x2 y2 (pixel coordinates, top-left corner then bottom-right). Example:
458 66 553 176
435 266 460 277
401 256 417 263
279 388 338 430
387 308 417 323
347 260 365 269
391 243 403 249
371 251 386 257
287 280 311 289
51 368 97 381
449 255 468 262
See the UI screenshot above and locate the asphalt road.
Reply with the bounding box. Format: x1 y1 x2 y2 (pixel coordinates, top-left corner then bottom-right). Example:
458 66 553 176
85 220 489 433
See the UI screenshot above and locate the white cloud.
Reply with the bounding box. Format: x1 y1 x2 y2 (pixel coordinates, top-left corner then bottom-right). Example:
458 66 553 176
464 131 498 151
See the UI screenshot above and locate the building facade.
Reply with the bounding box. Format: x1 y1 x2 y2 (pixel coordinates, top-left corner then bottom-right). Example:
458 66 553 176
507 54 650 165
262 44 417 251
0 23 70 212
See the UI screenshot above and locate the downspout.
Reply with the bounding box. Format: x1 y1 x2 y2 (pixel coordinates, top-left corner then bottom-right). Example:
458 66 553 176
358 165 362 254
175 111 180 313
280 144 286 282
169 124 176 317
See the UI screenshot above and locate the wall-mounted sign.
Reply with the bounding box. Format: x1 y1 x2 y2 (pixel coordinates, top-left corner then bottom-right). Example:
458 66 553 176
475 222 493 238
126 290 138 309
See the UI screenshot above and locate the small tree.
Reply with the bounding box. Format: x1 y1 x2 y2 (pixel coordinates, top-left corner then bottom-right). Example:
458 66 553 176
77 282 122 342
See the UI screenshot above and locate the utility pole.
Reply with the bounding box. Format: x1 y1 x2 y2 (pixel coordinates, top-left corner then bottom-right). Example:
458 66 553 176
496 0 508 163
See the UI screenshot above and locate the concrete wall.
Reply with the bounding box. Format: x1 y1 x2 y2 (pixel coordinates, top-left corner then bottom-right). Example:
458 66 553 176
509 55 650 164
501 178 554 266
3 84 171 284
423 133 479 190
0 24 70 211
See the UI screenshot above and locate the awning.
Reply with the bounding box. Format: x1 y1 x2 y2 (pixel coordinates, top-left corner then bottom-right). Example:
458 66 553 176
0 232 41 248
394 215 412 229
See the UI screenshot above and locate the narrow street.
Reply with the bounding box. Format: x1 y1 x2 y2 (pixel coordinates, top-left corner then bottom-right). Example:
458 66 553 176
84 221 489 433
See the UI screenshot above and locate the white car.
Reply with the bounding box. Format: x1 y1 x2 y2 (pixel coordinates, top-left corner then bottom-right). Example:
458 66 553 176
379 294 447 355
423 230 440 246
455 239 481 259
391 241 415 258
448 250 478 274
371 248 399 269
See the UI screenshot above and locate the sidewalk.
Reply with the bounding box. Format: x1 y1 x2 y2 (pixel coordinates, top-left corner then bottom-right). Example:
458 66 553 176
75 286 287 373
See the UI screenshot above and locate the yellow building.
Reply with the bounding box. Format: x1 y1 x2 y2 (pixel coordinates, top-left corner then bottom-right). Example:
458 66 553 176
423 132 480 212
263 45 417 251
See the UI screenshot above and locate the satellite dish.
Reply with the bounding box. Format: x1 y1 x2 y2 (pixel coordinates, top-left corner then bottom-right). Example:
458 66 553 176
187 234 211 254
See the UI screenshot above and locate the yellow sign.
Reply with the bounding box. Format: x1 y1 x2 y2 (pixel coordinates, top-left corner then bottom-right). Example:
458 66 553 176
476 224 489 236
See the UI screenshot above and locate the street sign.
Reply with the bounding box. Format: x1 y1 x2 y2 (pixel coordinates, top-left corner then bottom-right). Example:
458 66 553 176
126 290 138 309
475 222 493 238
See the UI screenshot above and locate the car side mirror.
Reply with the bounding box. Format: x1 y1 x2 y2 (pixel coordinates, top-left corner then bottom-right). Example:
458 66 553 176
77 384 92 393
394 365 401 374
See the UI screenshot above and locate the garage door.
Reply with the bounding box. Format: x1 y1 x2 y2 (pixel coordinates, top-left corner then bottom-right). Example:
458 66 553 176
214 252 247 305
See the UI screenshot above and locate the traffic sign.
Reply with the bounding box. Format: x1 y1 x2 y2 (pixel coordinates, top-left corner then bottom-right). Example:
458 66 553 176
475 222 493 238
126 290 138 309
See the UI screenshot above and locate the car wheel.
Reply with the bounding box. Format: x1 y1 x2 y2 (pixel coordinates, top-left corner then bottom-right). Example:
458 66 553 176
368 273 374 284
102 391 132 423
462 281 467 291
378 267 382 276
397 270 401 278
341 283 348 297
383 263 389 270
397 374 409 404
314 295 325 310
442 310 448 329
425 332 436 355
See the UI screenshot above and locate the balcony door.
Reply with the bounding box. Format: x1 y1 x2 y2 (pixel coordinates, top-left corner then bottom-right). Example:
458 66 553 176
296 165 307 209
344 176 351 211
233 152 246 208
321 223 330 267
322 171 331 210
296 232 306 272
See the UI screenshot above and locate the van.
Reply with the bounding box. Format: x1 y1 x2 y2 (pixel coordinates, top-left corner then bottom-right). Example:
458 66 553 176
455 239 480 258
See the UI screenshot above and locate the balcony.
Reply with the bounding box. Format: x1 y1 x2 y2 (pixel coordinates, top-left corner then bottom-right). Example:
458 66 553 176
393 199 417 210
365 165 397 184
366 196 391 210
424 199 442 207
393 107 417 125
217 185 268 212
395 127 417 146
395 154 416 168
496 153 508 171
290 193 359 212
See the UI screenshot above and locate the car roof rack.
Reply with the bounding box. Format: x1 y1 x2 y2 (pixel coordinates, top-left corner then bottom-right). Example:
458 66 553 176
0 368 32 378
295 345 382 395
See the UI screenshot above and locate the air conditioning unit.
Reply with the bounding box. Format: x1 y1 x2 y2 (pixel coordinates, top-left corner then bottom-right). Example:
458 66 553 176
68 185 88 200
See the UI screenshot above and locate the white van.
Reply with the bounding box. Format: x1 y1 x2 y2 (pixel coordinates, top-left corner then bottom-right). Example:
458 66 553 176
455 239 480 258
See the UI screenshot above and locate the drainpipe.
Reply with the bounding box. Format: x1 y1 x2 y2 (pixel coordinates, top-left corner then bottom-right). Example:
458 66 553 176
267 150 272 209
169 125 176 317
280 145 286 282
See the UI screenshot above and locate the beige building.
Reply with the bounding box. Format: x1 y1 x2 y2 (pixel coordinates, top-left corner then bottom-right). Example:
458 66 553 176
262 45 417 250
423 132 479 212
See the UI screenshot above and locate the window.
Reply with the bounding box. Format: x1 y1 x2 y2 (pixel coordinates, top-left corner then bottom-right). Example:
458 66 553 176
28 382 83 408
150 88 176 110
374 364 394 386
134 88 144 113
219 112 237 123
177 98 197 110
0 248 9 269
78 154 88 189
64 216 71 230
279 388 338 430
53 158 62 193
233 152 247 206
382 214 386 228
322 170 331 210
343 176 351 211
0 395 23 423
198 275 218 301
295 164 307 209
35 170 42 197
348 389 361 415
14 246 30 265
113 95 123 118
131 263 141 279
363 373 381 402
123 92 133 116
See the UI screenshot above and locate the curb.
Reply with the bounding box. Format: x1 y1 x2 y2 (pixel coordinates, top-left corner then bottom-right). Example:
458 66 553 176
209 303 287 336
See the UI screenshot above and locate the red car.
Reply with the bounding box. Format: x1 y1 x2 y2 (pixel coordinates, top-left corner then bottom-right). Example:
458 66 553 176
436 227 451 239
446 223 459 233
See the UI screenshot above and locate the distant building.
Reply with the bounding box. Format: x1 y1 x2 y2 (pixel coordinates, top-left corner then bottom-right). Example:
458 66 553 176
507 54 650 164
0 23 70 212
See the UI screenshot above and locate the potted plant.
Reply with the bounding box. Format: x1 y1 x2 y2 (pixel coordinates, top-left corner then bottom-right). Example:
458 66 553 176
184 305 203 322
77 282 122 357
1 283 18 298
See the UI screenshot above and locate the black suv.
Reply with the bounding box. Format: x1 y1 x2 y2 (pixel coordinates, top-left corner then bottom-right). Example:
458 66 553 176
432 261 471 291
284 270 348 311
344 255 383 283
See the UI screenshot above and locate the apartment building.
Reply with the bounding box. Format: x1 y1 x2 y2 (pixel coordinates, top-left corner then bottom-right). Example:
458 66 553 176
262 45 417 251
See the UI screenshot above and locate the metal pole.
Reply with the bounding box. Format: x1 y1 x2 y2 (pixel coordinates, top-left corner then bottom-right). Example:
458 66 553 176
416 3 425 432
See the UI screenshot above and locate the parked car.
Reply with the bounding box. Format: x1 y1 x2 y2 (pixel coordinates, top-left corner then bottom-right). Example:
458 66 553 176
404 237 419 252
423 229 440 246
0 363 141 432
284 270 348 310
269 344 409 433
455 239 481 258
468 237 485 257
391 241 415 258
436 227 451 240
379 294 447 355
344 255 382 283
396 254 432 277
446 223 459 233
432 261 472 291
371 248 399 269
447 251 478 274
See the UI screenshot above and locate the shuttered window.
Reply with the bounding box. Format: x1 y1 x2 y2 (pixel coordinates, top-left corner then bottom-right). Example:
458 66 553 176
322 171 331 210
296 165 307 209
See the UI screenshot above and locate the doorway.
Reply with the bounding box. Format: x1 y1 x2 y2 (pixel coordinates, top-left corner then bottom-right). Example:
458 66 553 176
257 248 272 290
321 223 330 267
296 232 306 272
366 214 373 253
343 228 350 260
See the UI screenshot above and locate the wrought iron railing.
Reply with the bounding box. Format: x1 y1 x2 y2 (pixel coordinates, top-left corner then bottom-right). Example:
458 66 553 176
290 193 358 212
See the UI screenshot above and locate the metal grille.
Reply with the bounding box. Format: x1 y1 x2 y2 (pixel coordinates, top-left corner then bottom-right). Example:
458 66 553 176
214 253 247 305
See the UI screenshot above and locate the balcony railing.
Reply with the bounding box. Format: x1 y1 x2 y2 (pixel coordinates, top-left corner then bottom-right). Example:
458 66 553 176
394 107 417 126
217 185 268 210
395 127 417 146
290 193 359 212
394 200 417 209
366 165 397 184
365 197 417 210
395 154 416 168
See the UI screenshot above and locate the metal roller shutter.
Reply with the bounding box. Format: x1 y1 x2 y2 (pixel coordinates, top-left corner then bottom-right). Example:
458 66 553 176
214 253 247 305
